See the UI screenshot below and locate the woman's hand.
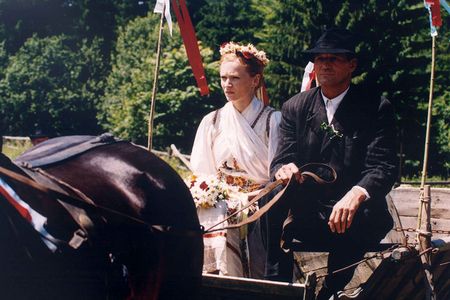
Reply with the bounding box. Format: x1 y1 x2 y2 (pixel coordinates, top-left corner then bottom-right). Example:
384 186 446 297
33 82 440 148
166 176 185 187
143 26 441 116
274 163 304 185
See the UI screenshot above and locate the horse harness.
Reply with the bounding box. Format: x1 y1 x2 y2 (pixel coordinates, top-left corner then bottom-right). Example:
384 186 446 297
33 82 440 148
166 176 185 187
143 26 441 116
203 163 337 233
0 131 338 250
0 134 203 253
0 165 203 253
0 160 337 252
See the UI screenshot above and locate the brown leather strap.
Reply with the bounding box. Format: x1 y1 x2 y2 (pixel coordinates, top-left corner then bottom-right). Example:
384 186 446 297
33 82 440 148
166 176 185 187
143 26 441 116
0 166 147 224
212 108 221 126
265 108 275 137
205 179 283 233
250 106 267 129
0 166 202 237
204 163 337 233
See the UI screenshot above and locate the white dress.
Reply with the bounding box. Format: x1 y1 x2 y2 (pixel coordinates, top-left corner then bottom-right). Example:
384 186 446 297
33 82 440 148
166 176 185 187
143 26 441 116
190 97 281 277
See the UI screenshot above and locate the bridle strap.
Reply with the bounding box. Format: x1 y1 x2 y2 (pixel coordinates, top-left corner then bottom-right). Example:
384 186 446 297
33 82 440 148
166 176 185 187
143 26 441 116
204 163 337 233
0 166 202 237
0 162 336 237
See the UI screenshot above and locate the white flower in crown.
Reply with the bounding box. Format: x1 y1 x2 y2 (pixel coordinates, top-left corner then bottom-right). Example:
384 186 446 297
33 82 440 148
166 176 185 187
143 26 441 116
220 42 269 66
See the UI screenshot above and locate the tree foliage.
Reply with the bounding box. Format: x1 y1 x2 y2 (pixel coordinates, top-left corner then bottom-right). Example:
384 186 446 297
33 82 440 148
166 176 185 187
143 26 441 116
256 0 450 177
0 41 7 79
0 34 106 136
0 0 449 177
195 0 262 54
99 13 222 151
0 0 150 54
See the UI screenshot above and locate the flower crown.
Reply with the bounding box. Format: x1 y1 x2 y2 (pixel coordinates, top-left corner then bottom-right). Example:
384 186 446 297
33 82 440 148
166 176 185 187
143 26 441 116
220 42 269 66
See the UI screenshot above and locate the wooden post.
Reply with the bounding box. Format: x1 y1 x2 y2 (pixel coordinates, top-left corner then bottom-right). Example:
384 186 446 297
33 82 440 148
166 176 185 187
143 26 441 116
418 185 435 300
303 272 317 300
147 7 165 151
170 144 192 171
417 35 436 230
416 34 437 300
398 128 404 183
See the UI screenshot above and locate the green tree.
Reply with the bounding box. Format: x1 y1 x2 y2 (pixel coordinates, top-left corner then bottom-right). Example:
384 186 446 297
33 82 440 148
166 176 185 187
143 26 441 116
0 34 106 136
257 1 424 107
195 0 263 54
0 0 151 55
258 0 449 177
0 41 7 79
429 28 450 177
186 0 208 26
74 0 151 55
99 13 222 151
0 0 79 53
256 0 322 108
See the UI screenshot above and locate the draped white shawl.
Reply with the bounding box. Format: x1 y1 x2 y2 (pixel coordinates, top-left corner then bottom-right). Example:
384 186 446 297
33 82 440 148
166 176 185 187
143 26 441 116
190 97 280 183
191 97 280 276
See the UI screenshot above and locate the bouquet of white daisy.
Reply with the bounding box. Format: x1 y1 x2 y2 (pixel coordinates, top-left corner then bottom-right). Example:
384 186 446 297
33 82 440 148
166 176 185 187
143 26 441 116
185 174 230 208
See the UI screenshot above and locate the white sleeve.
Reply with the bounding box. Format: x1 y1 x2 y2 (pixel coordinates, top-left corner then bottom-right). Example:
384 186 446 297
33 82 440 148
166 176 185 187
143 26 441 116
190 112 217 175
353 185 370 201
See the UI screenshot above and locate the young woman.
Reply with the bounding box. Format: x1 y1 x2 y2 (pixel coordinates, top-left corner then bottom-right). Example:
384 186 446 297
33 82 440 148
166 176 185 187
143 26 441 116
190 42 281 278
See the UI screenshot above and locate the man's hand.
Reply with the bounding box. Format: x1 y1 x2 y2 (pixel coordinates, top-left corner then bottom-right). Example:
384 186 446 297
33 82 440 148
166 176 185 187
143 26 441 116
274 163 304 185
328 187 366 234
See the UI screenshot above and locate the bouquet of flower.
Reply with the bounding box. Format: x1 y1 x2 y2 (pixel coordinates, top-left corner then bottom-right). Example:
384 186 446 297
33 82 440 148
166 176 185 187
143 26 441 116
185 174 230 208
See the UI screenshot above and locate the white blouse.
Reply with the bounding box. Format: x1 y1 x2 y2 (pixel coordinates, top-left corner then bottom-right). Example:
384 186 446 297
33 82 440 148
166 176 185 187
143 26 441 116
190 97 281 184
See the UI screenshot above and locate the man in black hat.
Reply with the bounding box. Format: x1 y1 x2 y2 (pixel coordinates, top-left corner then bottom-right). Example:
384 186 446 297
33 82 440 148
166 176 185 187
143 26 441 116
262 28 397 298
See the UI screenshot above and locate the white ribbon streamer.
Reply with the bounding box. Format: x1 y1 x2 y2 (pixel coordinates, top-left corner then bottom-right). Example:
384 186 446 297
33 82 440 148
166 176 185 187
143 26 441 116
301 61 315 92
154 0 173 36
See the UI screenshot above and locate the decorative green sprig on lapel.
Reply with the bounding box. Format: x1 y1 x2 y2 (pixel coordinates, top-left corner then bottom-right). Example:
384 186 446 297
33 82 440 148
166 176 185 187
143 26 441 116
320 122 343 140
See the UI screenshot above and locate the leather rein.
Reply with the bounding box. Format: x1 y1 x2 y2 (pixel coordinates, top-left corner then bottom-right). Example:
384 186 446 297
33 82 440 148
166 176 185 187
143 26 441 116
0 162 337 239
0 165 203 240
204 163 337 233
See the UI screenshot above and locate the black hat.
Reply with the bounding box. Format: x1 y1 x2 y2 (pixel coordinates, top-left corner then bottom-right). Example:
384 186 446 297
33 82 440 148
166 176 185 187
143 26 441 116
304 28 355 59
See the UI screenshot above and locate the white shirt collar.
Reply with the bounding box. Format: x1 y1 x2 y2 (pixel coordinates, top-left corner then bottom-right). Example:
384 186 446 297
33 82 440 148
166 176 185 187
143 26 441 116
321 87 350 123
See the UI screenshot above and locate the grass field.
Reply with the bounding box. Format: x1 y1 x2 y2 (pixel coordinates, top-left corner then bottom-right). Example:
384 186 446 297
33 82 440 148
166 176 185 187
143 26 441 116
2 138 33 159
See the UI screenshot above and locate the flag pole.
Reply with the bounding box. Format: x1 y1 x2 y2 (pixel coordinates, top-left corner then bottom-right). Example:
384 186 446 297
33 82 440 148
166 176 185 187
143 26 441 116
416 34 437 300
147 5 165 151
417 34 436 231
419 36 436 193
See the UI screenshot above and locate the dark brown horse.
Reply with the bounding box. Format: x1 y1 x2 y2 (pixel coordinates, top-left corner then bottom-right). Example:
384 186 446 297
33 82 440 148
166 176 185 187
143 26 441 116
0 134 203 300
